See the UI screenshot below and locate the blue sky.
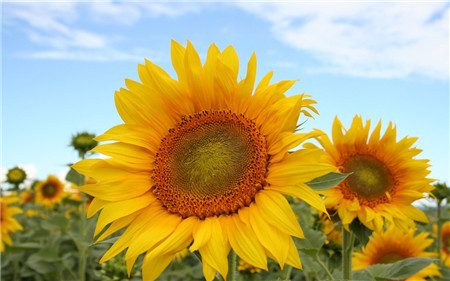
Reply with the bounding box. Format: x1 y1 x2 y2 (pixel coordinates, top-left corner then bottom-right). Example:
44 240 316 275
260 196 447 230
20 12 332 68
2 1 449 185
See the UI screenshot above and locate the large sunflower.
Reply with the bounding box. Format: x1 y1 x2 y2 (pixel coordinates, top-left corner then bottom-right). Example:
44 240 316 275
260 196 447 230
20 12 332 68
1 196 23 252
34 175 65 208
441 221 450 267
313 116 434 231
73 40 335 281
353 226 441 281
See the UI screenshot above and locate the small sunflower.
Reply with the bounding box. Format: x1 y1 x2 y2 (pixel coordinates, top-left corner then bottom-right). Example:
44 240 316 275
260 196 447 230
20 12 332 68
1 196 23 252
70 132 98 158
73 40 335 281
238 259 261 274
319 211 342 245
441 221 450 267
5 166 27 186
353 226 441 281
35 175 65 208
19 189 34 205
313 116 434 231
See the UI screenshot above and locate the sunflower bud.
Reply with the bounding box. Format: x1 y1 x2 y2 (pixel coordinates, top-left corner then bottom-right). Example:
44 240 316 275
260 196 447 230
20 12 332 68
6 166 27 187
70 132 98 158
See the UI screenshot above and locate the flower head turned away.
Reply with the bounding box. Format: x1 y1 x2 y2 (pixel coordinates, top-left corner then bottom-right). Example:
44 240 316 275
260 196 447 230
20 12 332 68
353 226 441 281
70 132 98 158
34 175 66 208
1 197 23 252
72 40 335 281
6 166 27 186
312 116 434 232
441 221 450 267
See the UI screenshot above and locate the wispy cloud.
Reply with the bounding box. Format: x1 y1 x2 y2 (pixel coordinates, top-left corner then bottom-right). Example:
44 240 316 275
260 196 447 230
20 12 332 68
236 2 449 79
3 1 203 62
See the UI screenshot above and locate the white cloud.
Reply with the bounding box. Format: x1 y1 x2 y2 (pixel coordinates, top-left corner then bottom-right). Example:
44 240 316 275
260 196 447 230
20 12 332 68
3 1 204 62
236 2 449 79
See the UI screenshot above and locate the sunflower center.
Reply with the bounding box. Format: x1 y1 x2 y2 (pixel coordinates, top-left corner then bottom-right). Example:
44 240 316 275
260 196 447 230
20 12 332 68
377 252 405 264
343 155 393 200
153 110 268 218
42 184 57 197
444 234 450 249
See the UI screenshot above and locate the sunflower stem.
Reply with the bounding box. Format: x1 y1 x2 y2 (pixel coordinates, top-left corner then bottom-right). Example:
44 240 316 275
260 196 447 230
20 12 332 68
77 164 87 281
227 250 237 281
281 264 293 281
437 199 442 267
342 226 354 280
313 254 334 280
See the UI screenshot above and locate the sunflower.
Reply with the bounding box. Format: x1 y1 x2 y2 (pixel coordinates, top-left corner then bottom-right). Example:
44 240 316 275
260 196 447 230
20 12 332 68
353 226 441 281
313 116 434 231
19 189 34 205
441 221 450 267
1 196 23 252
6 166 27 186
34 175 65 208
73 40 335 281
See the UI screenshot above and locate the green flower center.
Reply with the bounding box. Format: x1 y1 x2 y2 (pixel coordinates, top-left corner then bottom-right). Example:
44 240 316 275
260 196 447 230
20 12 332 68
42 184 57 197
377 252 405 264
343 155 393 200
7 168 26 184
153 111 267 218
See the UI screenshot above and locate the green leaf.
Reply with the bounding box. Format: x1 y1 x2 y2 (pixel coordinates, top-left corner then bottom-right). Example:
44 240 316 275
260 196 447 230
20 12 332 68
296 223 327 257
364 257 435 280
8 242 43 250
90 236 120 247
41 214 69 231
306 172 351 191
349 218 373 246
65 166 84 186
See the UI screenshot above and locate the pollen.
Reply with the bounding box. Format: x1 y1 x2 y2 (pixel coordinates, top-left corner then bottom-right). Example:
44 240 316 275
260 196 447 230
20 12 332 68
339 154 395 207
152 110 268 218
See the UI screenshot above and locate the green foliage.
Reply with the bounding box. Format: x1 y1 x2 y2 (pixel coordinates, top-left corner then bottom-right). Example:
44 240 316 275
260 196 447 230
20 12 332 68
306 172 351 191
349 218 372 246
353 257 435 281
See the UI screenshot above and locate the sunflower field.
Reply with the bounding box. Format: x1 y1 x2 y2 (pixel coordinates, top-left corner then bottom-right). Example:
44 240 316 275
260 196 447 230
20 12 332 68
1 41 449 281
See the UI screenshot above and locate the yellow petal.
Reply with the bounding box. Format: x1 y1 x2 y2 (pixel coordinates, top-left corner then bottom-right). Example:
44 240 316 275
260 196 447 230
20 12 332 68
286 236 302 269
255 190 303 238
79 176 151 201
198 218 230 279
100 204 162 263
125 211 181 275
190 218 213 252
86 197 108 218
266 184 327 215
402 205 429 223
142 253 174 281
96 211 139 242
92 143 154 166
94 192 155 236
221 215 267 270
170 39 187 85
248 203 289 268
202 260 217 281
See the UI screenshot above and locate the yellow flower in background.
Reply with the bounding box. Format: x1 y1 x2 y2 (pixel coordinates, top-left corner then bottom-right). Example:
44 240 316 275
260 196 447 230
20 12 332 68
441 221 450 267
19 189 34 205
237 259 261 274
1 197 23 251
73 40 335 281
319 211 342 245
313 116 434 231
35 175 65 208
353 226 441 281
25 209 37 217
